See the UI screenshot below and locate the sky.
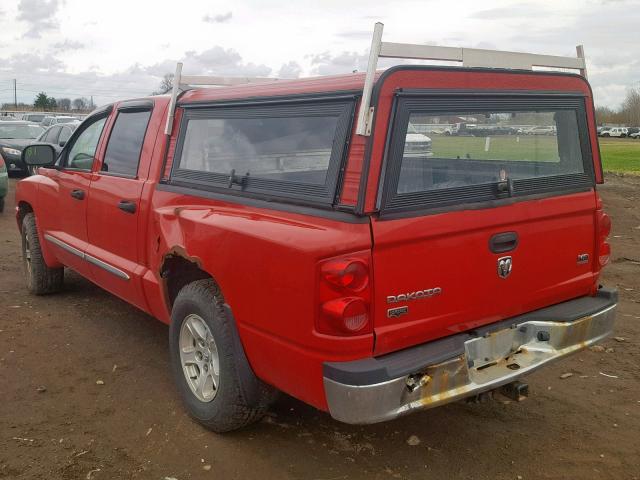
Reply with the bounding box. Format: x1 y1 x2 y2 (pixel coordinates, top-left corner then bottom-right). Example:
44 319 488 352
0 0 638 109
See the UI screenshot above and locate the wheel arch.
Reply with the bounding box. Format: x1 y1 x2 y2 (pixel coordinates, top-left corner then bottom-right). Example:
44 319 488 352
16 201 34 231
159 248 222 312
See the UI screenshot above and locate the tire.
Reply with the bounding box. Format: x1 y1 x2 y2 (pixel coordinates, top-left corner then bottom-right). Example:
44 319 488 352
0 197 4 213
21 213 64 295
169 279 277 432
602 133 610 137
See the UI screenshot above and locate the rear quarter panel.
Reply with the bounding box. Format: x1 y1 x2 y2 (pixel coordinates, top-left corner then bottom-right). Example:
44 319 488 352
149 190 373 409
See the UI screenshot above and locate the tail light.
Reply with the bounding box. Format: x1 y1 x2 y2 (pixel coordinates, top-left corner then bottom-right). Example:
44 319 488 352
317 254 372 336
596 210 611 267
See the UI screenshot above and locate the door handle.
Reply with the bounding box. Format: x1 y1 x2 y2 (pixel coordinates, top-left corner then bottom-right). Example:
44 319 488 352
70 189 85 200
489 231 519 253
118 200 137 214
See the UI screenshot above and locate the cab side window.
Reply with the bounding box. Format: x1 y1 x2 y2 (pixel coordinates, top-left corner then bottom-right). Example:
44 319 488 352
101 109 151 177
65 117 107 170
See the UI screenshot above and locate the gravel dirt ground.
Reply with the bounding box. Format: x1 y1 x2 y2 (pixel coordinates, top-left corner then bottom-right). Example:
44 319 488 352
0 176 638 480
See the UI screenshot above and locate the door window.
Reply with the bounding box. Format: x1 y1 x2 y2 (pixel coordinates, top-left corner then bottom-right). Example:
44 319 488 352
65 117 107 170
101 109 152 177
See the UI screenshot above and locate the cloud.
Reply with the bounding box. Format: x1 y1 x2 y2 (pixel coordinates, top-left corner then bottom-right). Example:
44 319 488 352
278 61 302 79
52 40 85 53
309 51 368 76
0 52 65 74
146 46 272 78
336 30 372 39
469 4 548 19
202 12 232 23
308 50 407 76
1 1 638 109
17 0 61 38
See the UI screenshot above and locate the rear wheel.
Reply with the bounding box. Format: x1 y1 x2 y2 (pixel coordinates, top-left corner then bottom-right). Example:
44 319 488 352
169 279 277 432
21 213 63 294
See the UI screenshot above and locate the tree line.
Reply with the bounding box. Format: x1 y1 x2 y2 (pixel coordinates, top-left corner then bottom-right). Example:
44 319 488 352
1 92 94 112
32 92 94 112
596 87 640 126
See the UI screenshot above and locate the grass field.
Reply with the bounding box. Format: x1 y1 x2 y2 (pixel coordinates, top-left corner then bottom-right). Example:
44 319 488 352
430 135 560 161
598 137 640 174
426 134 640 174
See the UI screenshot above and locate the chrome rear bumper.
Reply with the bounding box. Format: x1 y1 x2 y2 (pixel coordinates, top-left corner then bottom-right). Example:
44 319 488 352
324 290 617 424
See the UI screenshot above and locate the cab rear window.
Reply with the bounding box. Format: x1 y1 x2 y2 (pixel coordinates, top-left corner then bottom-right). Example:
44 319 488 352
380 93 594 213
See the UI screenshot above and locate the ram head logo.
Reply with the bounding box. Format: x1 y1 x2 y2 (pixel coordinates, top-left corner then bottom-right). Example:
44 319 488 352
497 256 513 279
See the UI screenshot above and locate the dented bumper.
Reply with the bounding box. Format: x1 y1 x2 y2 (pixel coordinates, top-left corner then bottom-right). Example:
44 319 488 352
323 288 617 424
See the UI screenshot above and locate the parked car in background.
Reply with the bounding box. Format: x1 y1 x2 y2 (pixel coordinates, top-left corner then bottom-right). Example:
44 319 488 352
403 123 433 158
22 113 46 124
626 127 639 137
0 121 45 175
28 122 80 175
0 150 7 212
41 115 79 127
527 126 556 135
631 131 640 139
599 127 628 137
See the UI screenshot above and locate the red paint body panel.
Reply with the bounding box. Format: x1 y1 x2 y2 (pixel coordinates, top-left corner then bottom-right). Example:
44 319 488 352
371 191 598 355
13 67 608 413
148 191 373 408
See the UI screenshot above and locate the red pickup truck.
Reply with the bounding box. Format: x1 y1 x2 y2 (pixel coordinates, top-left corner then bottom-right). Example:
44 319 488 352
16 27 617 432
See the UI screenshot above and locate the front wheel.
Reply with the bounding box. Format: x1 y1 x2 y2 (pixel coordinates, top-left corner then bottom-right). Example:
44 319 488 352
169 279 277 432
21 213 64 294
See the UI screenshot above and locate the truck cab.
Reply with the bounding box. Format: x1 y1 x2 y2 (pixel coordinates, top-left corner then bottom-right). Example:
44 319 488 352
15 23 616 431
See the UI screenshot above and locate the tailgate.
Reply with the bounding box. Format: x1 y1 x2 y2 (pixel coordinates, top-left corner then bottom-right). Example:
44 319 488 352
370 93 599 356
371 192 597 355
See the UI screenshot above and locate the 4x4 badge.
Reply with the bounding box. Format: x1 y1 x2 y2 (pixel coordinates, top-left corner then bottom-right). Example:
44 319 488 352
497 256 512 279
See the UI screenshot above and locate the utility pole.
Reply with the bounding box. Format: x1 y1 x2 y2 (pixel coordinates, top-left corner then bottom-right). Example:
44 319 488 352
13 79 17 109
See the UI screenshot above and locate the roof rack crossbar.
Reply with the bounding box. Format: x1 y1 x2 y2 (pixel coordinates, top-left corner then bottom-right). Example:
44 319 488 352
164 61 279 135
356 22 588 136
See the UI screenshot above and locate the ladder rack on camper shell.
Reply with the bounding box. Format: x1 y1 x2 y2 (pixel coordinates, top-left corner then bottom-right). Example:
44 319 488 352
164 63 279 134
165 21 588 137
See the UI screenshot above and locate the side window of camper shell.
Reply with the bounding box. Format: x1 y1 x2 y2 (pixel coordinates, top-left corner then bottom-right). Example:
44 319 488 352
169 99 355 206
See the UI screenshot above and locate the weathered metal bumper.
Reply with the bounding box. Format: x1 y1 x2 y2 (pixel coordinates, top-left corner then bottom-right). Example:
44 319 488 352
323 289 617 424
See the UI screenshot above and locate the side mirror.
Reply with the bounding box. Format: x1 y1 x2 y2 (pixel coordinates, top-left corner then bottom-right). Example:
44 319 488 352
22 144 56 167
